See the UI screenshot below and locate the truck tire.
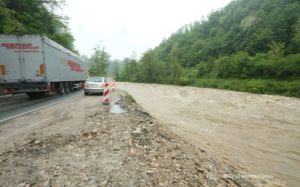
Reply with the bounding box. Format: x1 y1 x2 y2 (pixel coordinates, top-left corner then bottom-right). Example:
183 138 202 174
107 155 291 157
65 82 70 94
58 82 65 95
69 82 74 92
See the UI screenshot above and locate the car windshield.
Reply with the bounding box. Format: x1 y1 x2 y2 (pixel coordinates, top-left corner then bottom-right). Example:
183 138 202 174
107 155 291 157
86 77 103 82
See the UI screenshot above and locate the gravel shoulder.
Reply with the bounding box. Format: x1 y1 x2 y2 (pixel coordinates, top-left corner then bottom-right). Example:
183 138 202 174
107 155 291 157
0 90 271 186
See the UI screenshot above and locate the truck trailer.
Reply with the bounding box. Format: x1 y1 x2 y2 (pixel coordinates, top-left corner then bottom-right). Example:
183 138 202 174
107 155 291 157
0 35 88 97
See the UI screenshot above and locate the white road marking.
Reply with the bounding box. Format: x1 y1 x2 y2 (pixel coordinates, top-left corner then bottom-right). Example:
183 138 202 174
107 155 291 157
0 93 82 123
0 100 22 106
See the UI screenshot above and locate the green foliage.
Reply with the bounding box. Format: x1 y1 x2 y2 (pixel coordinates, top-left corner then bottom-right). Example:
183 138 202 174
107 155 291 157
89 46 111 76
196 52 300 79
50 32 75 51
267 41 285 59
193 78 300 98
179 68 197 86
106 59 124 80
111 61 121 80
0 0 75 51
155 0 300 65
139 50 163 83
120 58 139 82
0 0 24 33
293 18 300 43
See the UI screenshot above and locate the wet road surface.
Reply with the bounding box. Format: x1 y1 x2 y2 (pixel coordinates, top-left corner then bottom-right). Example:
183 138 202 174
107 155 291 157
0 91 83 123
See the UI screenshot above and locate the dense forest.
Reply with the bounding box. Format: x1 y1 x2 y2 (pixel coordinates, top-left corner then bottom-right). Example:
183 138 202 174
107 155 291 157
115 0 300 97
0 0 75 51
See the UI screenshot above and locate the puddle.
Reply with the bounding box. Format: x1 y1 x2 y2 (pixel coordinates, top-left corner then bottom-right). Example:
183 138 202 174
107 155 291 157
109 104 126 113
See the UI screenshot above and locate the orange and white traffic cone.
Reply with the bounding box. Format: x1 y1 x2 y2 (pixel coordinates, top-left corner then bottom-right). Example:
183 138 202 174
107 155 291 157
102 83 110 105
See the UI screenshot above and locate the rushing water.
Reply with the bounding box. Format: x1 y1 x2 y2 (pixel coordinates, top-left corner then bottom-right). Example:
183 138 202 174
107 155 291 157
118 82 300 187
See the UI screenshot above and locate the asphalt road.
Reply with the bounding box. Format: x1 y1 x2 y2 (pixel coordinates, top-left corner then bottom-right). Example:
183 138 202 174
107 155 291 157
0 90 83 123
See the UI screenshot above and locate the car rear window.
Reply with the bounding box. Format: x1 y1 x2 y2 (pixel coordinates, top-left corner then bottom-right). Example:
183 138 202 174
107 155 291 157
87 77 103 82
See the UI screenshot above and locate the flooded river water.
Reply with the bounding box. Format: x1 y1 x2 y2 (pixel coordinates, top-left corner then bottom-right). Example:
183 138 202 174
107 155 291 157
118 83 300 187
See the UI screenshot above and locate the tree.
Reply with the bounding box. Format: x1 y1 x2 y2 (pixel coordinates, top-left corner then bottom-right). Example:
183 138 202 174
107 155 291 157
0 0 24 33
139 50 164 83
110 60 121 80
120 58 139 82
267 41 285 59
294 18 300 43
167 42 182 84
50 32 75 51
89 46 110 76
1 0 75 51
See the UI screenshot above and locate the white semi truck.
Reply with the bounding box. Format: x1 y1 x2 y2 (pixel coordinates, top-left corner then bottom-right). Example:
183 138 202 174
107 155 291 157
0 35 88 97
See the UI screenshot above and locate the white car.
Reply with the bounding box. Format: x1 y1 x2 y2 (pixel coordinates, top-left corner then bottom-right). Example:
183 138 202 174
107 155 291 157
84 77 107 95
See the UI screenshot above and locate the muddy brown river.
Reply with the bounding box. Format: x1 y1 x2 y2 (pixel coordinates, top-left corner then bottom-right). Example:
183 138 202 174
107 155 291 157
118 82 300 187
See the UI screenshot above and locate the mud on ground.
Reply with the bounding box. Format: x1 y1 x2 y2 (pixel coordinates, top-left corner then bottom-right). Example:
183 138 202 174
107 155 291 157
0 90 271 186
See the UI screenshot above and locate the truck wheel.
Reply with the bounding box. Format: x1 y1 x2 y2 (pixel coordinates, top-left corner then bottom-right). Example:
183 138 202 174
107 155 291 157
69 82 74 92
58 82 65 95
65 82 70 94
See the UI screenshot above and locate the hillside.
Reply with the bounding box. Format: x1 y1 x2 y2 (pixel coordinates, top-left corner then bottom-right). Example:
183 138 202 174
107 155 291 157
117 0 300 97
157 0 300 64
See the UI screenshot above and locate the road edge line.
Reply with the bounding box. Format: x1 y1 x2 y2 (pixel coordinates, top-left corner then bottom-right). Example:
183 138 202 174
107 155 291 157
0 93 82 124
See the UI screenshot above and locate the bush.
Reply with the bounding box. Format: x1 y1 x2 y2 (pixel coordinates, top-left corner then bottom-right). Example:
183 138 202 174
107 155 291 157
193 78 300 98
178 77 191 86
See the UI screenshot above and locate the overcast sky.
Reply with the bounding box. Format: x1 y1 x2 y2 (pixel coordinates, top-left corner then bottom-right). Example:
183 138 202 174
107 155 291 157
64 0 232 60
